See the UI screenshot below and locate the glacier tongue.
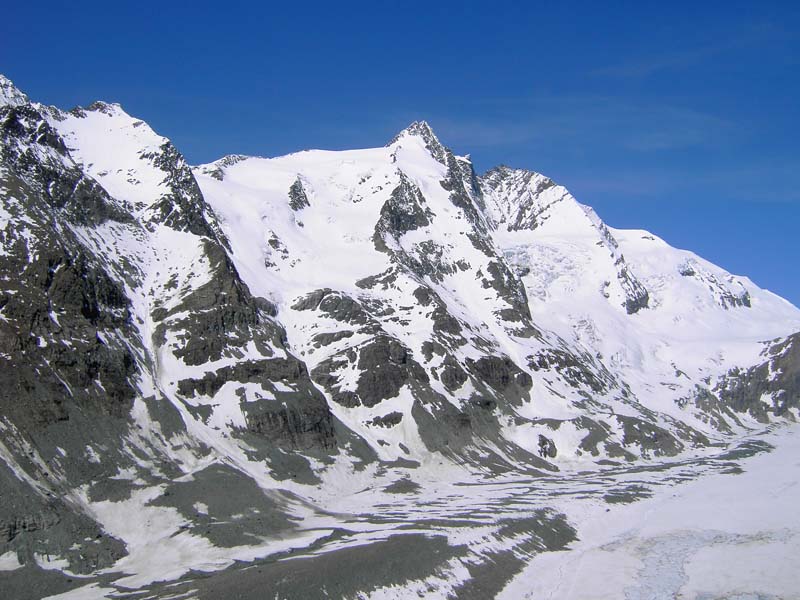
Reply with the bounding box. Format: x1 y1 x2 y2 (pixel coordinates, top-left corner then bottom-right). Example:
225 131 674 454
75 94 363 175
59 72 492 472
1 75 799 597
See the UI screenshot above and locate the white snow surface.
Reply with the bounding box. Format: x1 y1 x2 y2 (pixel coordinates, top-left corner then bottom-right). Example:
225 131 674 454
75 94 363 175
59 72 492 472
0 550 22 571
499 424 800 600
55 101 172 213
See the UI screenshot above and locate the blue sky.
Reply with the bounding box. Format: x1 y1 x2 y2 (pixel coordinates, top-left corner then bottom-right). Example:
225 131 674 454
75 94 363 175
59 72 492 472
3 1 799 305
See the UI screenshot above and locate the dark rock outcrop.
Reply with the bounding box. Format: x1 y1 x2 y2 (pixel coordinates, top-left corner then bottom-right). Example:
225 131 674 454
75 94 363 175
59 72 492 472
715 333 800 420
288 176 311 211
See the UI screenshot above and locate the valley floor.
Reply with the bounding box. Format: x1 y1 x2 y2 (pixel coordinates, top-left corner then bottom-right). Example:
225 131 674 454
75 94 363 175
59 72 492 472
3 425 798 600
500 424 800 600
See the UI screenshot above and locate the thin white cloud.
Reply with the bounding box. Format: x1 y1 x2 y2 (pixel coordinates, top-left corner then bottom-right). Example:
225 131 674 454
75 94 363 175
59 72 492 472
590 22 788 79
426 96 735 153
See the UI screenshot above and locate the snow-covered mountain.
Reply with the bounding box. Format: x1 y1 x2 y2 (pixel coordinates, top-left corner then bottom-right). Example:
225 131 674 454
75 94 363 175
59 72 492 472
1 75 798 598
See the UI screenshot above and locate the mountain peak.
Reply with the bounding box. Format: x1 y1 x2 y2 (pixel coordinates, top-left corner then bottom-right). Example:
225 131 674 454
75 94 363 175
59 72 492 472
401 119 437 139
387 120 448 164
387 120 436 143
85 100 126 115
0 74 30 107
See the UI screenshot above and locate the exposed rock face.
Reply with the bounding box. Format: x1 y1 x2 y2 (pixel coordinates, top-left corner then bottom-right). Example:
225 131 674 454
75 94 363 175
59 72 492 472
528 346 623 395
678 259 752 309
355 337 429 407
141 141 220 238
481 166 559 231
481 165 650 314
0 94 143 574
288 176 310 211
373 173 431 246
0 77 364 577
0 459 127 574
715 333 800 420
0 97 138 428
387 120 448 165
538 434 557 459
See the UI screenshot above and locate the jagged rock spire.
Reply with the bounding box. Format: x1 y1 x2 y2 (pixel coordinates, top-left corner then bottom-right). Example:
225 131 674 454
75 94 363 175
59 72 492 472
387 120 447 164
0 74 30 107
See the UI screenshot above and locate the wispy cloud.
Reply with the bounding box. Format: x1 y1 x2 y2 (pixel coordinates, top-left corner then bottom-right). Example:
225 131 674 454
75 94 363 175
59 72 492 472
411 96 798 205
591 22 787 79
591 42 738 79
567 161 800 204
425 95 735 154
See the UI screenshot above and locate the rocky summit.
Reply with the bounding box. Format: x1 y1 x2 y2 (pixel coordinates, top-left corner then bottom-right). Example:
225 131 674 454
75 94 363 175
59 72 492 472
1 75 799 599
